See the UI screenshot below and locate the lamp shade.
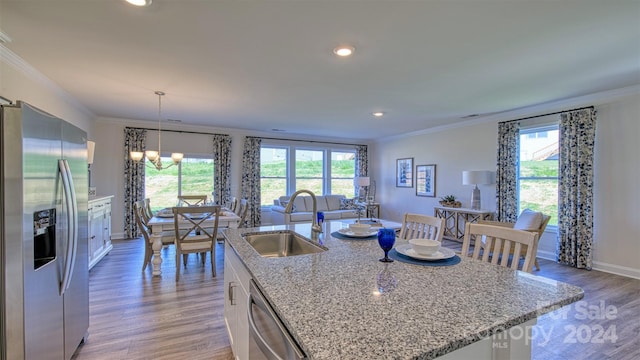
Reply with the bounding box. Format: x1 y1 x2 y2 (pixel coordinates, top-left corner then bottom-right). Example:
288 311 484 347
355 176 370 186
462 170 493 185
87 141 95 165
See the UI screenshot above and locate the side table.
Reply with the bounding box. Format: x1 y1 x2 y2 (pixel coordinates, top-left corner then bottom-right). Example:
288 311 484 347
356 202 380 219
434 206 494 242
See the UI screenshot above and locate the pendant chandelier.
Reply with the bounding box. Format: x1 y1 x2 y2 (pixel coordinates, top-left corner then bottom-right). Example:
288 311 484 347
130 91 183 170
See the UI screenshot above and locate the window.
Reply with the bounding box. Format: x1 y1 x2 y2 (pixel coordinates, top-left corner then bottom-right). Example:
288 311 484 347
260 147 288 208
518 125 559 226
260 144 357 206
330 151 356 196
145 155 214 211
296 149 324 196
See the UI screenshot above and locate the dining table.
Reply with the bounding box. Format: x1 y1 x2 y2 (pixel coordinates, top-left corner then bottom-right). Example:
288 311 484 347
147 209 241 276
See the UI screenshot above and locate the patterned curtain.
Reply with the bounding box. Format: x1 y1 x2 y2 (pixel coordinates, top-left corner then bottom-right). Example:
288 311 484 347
355 145 368 176
124 127 147 238
241 137 262 227
557 108 596 269
495 121 519 222
212 134 232 206
354 145 369 199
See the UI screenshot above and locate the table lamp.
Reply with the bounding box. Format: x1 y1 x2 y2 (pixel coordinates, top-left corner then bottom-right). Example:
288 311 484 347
355 176 370 202
462 170 493 210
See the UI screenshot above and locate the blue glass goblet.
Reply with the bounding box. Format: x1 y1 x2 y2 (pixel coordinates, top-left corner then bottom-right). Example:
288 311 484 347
377 228 396 262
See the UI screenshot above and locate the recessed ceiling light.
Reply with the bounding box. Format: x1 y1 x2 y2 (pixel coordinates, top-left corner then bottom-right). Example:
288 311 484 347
333 45 355 57
125 0 152 6
373 112 384 117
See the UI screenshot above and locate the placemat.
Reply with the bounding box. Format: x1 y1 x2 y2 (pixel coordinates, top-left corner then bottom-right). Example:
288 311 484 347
330 231 377 240
388 248 461 266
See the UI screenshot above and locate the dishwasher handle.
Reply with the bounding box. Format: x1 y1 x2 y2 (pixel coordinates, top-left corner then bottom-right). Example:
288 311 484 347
248 280 306 360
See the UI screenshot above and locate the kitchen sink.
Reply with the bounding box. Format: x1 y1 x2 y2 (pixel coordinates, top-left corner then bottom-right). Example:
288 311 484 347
243 230 327 258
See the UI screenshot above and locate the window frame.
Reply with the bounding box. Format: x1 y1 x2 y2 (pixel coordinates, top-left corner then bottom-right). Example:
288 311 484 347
144 153 214 211
518 123 559 230
260 140 358 207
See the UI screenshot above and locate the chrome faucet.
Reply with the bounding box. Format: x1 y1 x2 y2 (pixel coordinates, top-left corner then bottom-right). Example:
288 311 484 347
284 189 322 233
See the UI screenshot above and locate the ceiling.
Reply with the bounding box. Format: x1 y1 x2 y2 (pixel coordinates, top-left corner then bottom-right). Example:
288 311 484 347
1 0 639 140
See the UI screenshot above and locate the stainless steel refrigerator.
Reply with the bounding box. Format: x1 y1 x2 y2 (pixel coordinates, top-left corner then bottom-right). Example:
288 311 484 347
1 101 89 360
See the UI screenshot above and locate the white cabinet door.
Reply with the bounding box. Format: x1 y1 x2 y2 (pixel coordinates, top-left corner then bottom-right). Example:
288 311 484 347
223 253 238 356
224 242 250 360
88 196 113 270
89 204 104 260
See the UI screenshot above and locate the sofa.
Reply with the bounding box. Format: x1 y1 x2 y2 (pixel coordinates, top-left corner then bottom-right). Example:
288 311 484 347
271 195 362 224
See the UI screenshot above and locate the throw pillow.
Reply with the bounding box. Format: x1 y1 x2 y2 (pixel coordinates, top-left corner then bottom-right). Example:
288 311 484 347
514 209 543 231
340 197 357 210
280 200 296 212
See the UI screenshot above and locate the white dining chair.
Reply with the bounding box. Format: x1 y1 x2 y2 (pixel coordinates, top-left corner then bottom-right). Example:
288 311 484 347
135 202 175 272
462 223 539 273
478 210 550 271
235 199 249 228
177 195 208 206
172 205 221 281
398 213 445 242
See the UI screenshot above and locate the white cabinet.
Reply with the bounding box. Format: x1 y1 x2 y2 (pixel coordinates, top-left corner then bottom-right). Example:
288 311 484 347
88 195 113 270
224 241 250 360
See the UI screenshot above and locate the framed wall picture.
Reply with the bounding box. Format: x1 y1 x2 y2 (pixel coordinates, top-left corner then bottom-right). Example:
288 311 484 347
396 158 413 187
416 164 436 197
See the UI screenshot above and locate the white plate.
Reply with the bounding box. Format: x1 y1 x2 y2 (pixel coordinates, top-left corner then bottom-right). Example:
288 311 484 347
338 228 378 238
395 244 456 261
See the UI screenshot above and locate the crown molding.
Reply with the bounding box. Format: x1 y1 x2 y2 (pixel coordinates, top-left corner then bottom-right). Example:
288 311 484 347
0 44 93 117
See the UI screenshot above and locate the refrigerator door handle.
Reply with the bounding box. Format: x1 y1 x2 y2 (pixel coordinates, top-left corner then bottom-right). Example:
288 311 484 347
58 159 78 295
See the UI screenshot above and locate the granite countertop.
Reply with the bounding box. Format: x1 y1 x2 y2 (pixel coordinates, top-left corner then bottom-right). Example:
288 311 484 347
224 220 584 360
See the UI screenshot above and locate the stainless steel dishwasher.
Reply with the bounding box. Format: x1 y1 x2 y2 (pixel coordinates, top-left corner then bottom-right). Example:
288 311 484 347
248 280 306 360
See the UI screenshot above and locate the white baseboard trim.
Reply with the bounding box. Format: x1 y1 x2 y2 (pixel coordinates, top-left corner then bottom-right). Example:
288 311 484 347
537 250 640 280
112 232 127 240
536 249 556 262
591 261 640 280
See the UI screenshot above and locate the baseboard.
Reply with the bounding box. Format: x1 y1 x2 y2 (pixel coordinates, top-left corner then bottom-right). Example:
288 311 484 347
537 250 640 280
536 249 556 262
111 232 127 240
591 261 640 280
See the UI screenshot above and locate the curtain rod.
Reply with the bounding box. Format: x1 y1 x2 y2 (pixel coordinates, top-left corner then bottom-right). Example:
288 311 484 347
125 126 228 137
499 105 595 124
249 136 365 147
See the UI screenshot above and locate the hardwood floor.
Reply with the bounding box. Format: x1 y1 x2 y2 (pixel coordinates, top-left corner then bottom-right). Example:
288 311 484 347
73 238 639 360
72 239 234 360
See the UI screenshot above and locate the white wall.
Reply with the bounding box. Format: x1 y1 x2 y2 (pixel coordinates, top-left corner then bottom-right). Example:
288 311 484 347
1 47 95 134
372 89 640 279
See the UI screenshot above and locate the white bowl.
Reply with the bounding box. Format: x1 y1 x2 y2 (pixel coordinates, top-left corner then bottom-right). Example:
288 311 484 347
349 223 372 234
409 239 441 255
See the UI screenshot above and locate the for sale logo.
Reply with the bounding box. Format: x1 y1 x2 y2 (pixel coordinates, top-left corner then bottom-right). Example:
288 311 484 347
534 300 619 346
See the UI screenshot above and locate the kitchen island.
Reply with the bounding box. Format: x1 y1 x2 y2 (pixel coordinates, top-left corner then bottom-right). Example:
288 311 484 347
223 220 584 359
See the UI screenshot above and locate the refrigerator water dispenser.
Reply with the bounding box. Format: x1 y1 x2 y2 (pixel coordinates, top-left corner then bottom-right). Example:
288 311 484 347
33 208 56 269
